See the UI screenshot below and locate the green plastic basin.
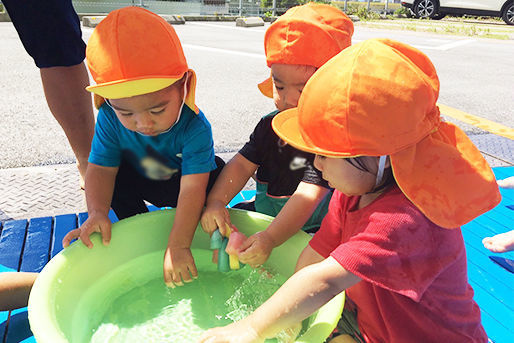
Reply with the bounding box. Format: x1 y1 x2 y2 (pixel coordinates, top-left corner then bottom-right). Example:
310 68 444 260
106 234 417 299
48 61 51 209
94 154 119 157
28 209 344 342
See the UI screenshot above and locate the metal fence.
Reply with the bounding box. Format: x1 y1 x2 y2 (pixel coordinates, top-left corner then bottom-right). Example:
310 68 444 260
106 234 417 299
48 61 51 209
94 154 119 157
70 0 402 16
72 1 223 15
71 0 268 16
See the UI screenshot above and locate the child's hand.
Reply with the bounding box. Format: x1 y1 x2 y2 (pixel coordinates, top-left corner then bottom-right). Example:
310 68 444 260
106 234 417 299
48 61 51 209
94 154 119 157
197 319 263 343
62 212 112 248
238 231 275 268
201 200 232 236
163 246 198 288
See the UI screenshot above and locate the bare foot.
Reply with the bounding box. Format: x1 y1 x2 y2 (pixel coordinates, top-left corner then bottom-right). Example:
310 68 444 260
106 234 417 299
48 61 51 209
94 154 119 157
497 176 514 189
483 230 514 253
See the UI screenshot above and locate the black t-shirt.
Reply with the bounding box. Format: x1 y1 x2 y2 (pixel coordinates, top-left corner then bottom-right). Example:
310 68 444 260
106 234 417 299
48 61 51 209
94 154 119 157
239 111 329 197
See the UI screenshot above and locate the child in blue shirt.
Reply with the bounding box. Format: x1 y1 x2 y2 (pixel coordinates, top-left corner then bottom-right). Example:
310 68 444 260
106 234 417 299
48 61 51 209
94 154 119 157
62 7 224 288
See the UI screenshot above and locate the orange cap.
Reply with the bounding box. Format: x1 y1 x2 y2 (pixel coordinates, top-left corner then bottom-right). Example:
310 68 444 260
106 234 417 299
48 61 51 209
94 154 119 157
272 38 500 229
258 2 354 98
86 7 198 113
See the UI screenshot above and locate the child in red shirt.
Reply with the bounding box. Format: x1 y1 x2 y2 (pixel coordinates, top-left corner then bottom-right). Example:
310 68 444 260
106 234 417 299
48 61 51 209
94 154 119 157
198 39 500 343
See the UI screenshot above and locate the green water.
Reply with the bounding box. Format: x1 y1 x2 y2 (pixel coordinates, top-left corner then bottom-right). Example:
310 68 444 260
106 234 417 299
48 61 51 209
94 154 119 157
77 249 295 342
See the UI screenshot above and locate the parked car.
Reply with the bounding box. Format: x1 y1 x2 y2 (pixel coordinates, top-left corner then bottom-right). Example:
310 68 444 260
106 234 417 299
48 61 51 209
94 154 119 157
401 0 514 25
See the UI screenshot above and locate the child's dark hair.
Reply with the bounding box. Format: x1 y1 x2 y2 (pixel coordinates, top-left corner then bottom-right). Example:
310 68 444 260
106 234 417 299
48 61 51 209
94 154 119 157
345 157 396 193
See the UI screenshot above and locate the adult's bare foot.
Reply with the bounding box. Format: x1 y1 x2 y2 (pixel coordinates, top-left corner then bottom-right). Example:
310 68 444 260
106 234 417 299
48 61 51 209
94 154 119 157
483 230 514 253
497 176 514 189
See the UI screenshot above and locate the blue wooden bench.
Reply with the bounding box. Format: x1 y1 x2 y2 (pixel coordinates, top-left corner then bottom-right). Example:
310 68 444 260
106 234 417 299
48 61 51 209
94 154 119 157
1 168 513 342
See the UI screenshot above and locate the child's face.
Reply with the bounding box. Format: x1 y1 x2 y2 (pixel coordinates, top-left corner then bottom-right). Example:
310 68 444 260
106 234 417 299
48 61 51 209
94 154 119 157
271 64 317 112
314 155 379 196
107 78 185 136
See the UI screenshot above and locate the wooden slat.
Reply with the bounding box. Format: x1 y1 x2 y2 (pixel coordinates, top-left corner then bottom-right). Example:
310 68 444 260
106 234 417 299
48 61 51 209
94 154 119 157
0 220 28 272
51 214 77 258
493 168 514 203
227 192 245 208
78 212 88 226
467 258 514 309
1 309 7 343
4 308 34 343
20 217 52 273
464 167 514 343
108 209 119 223
470 279 514 343
241 190 256 201
464 214 514 261
463 230 514 289
0 220 27 342
479 305 514 343
0 219 7 343
493 166 514 180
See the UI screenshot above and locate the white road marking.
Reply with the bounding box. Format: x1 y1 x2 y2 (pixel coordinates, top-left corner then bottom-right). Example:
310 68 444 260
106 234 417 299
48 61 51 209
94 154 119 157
187 22 266 33
182 43 264 59
352 38 474 51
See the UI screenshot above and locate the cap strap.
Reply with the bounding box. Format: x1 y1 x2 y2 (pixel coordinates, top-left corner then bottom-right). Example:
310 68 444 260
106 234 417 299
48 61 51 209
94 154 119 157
375 155 387 188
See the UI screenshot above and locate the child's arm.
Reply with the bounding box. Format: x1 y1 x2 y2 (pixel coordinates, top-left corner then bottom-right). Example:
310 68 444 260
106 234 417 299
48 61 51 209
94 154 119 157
238 182 329 267
0 272 37 311
295 243 326 271
201 153 258 236
62 163 118 248
163 172 210 287
198 256 361 343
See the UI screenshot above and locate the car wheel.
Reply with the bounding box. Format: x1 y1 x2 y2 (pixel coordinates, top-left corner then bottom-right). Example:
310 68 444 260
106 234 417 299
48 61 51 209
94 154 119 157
502 1 514 25
413 0 439 19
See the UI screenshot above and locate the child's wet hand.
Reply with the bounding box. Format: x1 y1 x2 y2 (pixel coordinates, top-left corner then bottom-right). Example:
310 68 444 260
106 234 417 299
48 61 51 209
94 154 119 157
238 231 275 268
201 201 232 236
197 320 263 343
62 213 111 249
163 246 198 288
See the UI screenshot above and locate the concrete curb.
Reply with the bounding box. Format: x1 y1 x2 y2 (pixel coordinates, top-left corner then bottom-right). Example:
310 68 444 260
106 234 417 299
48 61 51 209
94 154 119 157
235 17 265 27
82 14 186 28
0 11 10 22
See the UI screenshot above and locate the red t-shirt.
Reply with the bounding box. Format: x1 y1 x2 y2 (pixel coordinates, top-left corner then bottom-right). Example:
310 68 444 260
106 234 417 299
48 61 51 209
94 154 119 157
310 186 487 343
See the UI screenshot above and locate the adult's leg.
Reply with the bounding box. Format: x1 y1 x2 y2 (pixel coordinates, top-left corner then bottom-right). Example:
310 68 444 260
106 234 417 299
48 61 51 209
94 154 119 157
3 0 94 185
41 64 95 183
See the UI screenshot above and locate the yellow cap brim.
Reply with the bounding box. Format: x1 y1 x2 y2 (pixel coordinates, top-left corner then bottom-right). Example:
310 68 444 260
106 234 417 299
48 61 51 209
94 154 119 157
88 70 199 114
86 77 181 99
258 76 274 98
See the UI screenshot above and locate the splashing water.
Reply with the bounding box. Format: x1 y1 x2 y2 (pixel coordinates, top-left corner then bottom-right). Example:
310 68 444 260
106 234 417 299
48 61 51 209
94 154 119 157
81 249 297 343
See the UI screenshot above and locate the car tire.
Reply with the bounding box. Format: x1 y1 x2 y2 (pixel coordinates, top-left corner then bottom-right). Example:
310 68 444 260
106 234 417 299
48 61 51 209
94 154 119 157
413 0 440 19
502 1 514 25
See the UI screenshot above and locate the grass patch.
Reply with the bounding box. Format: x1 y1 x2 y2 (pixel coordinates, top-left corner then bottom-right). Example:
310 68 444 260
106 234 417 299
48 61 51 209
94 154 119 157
357 19 512 40
332 1 401 12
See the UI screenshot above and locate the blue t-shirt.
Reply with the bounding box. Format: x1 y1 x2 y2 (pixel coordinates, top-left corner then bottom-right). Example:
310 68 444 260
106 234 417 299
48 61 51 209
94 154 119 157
89 103 216 180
